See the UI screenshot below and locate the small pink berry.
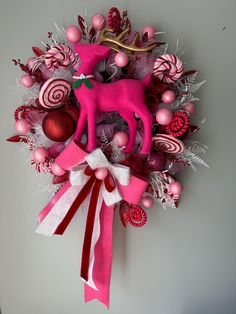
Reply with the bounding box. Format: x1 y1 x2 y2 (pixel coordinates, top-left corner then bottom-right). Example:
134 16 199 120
95 167 108 180
169 181 183 195
20 74 34 88
66 25 82 43
33 147 49 163
92 13 106 30
141 25 156 39
113 131 129 147
27 57 35 69
141 196 153 208
162 90 176 104
114 52 129 67
14 119 30 135
182 102 195 115
156 108 173 125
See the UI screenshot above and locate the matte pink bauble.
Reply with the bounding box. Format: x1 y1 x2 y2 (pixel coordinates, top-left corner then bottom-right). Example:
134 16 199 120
20 74 34 88
162 90 175 104
141 25 156 39
95 168 108 180
147 152 167 171
141 196 153 208
33 147 49 163
156 108 173 125
27 57 35 69
51 162 66 176
14 119 30 135
182 102 195 115
113 131 129 147
66 25 82 43
169 181 183 195
114 52 129 67
92 13 106 30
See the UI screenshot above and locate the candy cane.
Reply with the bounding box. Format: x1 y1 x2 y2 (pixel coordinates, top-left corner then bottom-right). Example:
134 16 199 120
153 54 183 83
45 44 79 70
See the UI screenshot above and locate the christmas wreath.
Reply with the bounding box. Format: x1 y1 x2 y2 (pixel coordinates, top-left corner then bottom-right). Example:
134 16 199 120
7 7 208 308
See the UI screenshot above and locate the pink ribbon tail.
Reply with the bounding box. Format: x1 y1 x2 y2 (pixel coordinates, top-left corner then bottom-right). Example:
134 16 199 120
84 202 114 309
37 181 71 224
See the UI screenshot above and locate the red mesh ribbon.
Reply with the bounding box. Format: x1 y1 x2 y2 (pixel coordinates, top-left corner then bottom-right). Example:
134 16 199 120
54 166 115 282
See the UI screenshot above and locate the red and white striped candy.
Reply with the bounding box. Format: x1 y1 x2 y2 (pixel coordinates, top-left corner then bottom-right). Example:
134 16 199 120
45 44 78 70
39 77 71 109
153 54 184 83
152 134 185 154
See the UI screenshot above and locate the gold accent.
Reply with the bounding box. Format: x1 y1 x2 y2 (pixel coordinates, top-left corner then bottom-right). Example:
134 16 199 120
98 28 164 54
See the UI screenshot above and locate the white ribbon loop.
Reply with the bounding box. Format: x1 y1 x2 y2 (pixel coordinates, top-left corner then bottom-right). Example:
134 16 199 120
70 148 131 206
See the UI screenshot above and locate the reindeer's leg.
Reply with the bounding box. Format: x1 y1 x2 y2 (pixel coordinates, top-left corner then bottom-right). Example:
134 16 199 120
119 111 137 153
74 108 87 142
86 105 97 152
135 106 153 154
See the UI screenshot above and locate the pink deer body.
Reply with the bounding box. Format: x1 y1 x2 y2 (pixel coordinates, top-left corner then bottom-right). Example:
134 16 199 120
73 44 153 154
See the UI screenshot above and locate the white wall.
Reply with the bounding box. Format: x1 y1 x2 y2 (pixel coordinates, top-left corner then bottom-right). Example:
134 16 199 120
0 0 236 313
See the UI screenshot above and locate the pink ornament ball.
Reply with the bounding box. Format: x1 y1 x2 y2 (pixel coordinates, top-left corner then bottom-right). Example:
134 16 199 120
169 181 183 195
141 196 153 208
66 25 82 43
182 102 195 115
27 57 35 69
141 25 156 39
113 131 129 147
95 167 108 180
92 13 106 30
156 108 173 125
114 52 129 67
51 162 66 176
20 74 34 88
33 147 49 163
14 119 30 135
162 90 176 104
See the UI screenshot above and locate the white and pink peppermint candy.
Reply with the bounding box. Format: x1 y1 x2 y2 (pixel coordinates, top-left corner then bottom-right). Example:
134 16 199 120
152 134 185 154
45 44 78 70
153 54 184 83
39 77 71 109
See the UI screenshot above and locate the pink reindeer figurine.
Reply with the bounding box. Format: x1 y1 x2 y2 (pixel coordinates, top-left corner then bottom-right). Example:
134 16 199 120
73 28 158 154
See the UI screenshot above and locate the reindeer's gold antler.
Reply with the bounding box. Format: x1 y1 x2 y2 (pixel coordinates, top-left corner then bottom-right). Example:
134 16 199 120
98 28 164 54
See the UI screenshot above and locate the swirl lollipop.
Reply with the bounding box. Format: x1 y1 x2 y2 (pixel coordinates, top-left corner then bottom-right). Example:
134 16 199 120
45 44 79 70
152 134 185 154
39 77 71 109
153 54 184 83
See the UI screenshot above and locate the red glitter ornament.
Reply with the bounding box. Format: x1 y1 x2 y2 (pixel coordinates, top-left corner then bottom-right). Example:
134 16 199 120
42 111 75 142
166 111 190 137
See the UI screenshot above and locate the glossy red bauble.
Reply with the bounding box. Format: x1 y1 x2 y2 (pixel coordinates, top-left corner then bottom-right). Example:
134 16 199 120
42 111 75 142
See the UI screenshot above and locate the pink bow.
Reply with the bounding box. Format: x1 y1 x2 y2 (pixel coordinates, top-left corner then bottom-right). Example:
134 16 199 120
37 141 148 308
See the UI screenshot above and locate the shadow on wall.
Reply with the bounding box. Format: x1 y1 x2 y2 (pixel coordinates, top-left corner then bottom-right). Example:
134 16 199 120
183 296 236 314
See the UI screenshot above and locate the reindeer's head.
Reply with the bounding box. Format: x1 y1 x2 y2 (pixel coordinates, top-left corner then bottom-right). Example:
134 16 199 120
74 43 111 63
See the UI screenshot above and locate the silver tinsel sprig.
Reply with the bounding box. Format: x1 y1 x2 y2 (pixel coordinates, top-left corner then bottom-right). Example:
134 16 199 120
148 172 178 209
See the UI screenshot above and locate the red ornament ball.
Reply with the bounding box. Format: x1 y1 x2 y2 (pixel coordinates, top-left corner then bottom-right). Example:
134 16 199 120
42 111 75 142
147 152 167 171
